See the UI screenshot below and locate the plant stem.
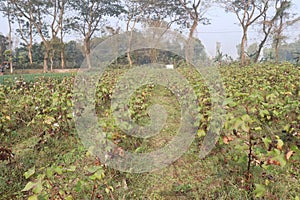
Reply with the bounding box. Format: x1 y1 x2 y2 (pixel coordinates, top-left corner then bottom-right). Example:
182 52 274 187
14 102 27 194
247 130 252 182
91 180 97 200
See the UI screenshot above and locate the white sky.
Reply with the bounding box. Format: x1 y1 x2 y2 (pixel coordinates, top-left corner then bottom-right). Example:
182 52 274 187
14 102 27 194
196 1 300 58
1 1 300 58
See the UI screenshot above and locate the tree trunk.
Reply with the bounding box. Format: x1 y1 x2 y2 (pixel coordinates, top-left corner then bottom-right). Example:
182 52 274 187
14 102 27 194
186 20 198 63
60 36 65 69
60 9 65 69
84 38 91 68
189 20 198 39
254 32 269 63
126 26 133 67
61 50 65 69
275 41 279 62
127 51 132 67
28 45 33 64
16 10 34 65
49 48 55 71
29 18 33 64
274 16 283 63
126 18 136 68
150 48 157 63
43 50 48 73
240 27 248 66
50 53 54 71
7 5 13 74
86 52 91 69
254 44 263 63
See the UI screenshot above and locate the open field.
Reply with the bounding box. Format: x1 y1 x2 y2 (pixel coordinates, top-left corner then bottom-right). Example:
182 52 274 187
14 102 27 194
0 71 76 85
0 63 299 199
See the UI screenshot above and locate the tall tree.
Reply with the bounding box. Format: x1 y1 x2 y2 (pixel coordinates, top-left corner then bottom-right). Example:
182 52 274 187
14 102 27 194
47 0 66 70
253 0 290 62
64 40 84 68
122 0 193 66
0 33 8 65
178 0 211 38
176 0 211 62
123 0 145 67
13 0 51 72
221 0 269 66
0 0 14 73
12 0 67 72
272 0 300 62
14 7 35 65
68 0 124 69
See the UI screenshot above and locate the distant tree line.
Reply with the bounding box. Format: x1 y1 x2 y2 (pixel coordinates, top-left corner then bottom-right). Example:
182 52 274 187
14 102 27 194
0 0 299 73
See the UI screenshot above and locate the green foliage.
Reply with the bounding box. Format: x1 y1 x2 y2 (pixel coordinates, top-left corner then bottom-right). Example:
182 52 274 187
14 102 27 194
0 33 9 64
220 62 299 197
0 63 299 199
263 36 300 63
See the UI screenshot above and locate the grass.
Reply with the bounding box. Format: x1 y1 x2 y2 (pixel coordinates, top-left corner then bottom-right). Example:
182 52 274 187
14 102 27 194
0 72 75 85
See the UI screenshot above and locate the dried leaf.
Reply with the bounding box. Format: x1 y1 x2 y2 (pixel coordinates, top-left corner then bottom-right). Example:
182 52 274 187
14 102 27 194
223 136 234 144
286 151 294 160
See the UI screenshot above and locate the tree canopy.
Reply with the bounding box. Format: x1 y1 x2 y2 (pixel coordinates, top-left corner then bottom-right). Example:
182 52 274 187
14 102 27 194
0 0 299 71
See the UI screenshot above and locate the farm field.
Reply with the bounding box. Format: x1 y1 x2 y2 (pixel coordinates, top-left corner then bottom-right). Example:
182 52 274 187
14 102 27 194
0 72 75 85
0 63 299 199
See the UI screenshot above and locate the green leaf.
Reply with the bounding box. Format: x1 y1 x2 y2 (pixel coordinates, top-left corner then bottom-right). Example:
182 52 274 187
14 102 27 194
90 170 105 181
46 168 54 179
22 181 36 192
37 174 45 181
105 186 114 194
87 166 102 174
66 166 76 172
65 195 73 200
241 114 251 122
262 137 272 149
233 118 243 130
259 110 269 118
273 153 287 167
254 127 262 131
291 145 300 154
283 124 291 133
276 137 284 150
67 113 73 119
32 181 43 194
24 166 35 179
223 98 237 107
135 147 144 153
28 195 38 200
54 166 63 175
237 155 247 164
241 123 250 133
75 180 87 192
253 183 266 197
197 129 206 137
44 116 55 125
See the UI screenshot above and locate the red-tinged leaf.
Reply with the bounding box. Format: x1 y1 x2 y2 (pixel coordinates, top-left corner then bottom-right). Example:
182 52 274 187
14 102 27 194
95 157 101 166
223 136 234 144
267 159 281 166
223 136 229 144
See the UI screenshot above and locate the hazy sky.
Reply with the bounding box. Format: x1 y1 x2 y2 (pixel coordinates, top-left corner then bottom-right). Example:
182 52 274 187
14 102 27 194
197 1 300 58
1 1 300 58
